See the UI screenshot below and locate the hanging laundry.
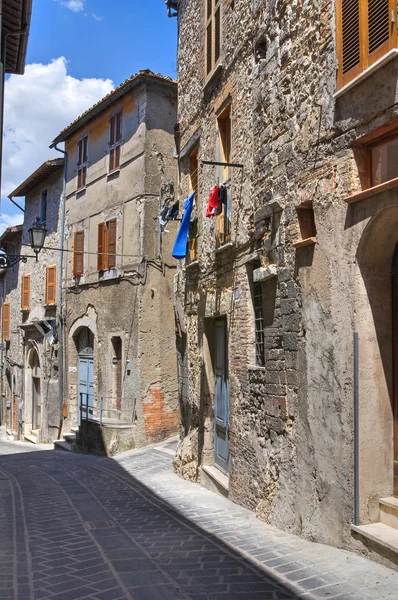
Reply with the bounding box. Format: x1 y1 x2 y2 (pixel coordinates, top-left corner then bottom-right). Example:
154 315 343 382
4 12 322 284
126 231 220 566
219 185 228 206
172 192 195 259
158 198 179 231
206 185 221 217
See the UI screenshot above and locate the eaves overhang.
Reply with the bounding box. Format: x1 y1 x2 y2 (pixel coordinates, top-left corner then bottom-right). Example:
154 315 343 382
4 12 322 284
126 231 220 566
8 158 64 198
3 0 33 75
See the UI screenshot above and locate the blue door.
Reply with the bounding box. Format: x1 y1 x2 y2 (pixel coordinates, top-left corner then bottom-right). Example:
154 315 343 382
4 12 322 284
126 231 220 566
78 355 94 422
214 319 230 474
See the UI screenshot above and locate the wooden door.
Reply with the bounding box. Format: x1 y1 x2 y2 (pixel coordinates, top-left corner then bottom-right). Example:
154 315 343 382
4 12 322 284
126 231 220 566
78 356 94 422
32 377 41 430
214 319 230 474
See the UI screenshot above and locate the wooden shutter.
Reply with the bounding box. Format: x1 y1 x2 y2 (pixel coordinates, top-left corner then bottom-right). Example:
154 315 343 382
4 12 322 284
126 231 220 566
116 112 122 142
337 0 395 88
107 219 117 269
98 222 106 270
21 275 30 309
73 232 84 276
2 303 10 341
46 266 56 305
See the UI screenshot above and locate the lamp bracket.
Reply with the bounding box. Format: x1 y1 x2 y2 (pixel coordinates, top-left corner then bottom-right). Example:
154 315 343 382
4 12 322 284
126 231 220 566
0 254 36 269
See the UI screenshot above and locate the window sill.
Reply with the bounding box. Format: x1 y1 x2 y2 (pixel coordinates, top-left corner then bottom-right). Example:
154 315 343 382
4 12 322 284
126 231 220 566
344 176 398 204
248 365 266 371
334 49 398 98
203 62 223 92
292 237 316 248
185 260 199 270
215 241 234 254
20 308 30 313
44 303 57 308
107 169 120 180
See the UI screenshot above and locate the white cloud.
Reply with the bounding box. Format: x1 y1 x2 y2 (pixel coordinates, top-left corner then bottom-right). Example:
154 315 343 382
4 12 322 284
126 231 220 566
2 57 114 199
91 13 104 21
56 0 85 12
0 213 23 236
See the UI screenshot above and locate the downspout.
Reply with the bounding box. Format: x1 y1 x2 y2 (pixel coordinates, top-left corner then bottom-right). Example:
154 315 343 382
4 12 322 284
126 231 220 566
52 144 67 438
353 332 359 526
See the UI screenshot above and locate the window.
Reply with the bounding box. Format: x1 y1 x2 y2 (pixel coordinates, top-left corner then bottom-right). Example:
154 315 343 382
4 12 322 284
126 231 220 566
73 231 84 276
188 149 199 262
292 202 317 248
98 219 117 271
206 0 221 76
40 189 47 224
2 302 10 340
369 133 398 186
46 266 56 305
21 275 30 310
216 105 232 247
109 112 122 172
77 135 88 190
336 0 396 89
253 283 265 367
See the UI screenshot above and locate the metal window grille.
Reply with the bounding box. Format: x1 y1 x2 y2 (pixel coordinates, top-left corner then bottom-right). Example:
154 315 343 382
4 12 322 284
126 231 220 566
254 283 265 367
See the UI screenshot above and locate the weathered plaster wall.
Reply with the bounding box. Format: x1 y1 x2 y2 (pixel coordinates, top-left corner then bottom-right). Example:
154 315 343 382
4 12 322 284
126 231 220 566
174 0 398 560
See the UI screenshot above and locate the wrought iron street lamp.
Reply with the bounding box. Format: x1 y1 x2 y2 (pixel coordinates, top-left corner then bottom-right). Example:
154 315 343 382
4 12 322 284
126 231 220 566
0 217 47 269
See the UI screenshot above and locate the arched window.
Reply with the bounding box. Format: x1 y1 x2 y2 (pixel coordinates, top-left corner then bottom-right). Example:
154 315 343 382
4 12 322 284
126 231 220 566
76 328 94 356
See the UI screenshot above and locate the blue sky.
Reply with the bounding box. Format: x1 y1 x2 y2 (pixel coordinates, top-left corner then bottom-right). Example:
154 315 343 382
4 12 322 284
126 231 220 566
28 1 178 82
0 0 177 231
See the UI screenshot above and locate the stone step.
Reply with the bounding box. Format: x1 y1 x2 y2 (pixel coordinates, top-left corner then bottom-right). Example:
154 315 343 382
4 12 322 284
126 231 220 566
380 497 398 531
352 522 398 554
54 439 73 452
24 435 38 444
63 433 76 444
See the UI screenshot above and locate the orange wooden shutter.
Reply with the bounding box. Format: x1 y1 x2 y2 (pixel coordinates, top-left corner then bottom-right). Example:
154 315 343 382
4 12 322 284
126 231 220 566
107 219 117 269
46 266 56 305
2 303 10 340
98 222 106 270
116 112 122 142
21 275 30 309
73 232 84 276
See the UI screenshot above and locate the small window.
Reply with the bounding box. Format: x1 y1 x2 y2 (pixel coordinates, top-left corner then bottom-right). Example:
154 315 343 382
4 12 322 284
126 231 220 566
21 275 30 310
109 112 122 172
336 0 396 89
77 135 88 190
216 105 232 247
370 134 398 186
40 189 47 224
46 266 56 305
206 0 221 77
73 231 84 276
98 219 117 271
2 302 10 340
253 282 265 367
292 203 316 248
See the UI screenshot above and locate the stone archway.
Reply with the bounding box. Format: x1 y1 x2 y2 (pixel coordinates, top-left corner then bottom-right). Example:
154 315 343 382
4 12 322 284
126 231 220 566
356 205 398 509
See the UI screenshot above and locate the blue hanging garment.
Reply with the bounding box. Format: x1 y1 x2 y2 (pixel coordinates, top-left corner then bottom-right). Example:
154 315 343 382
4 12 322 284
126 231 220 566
172 192 195 259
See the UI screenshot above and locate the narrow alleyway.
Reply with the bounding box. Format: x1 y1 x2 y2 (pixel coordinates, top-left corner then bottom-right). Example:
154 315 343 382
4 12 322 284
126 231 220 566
1 431 398 600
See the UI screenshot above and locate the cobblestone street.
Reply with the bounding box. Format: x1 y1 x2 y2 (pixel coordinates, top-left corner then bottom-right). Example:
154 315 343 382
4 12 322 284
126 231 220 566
1 431 398 600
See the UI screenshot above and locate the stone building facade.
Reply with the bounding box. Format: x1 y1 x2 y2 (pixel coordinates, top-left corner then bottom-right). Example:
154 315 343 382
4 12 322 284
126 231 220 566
50 70 179 454
171 0 398 568
1 159 64 443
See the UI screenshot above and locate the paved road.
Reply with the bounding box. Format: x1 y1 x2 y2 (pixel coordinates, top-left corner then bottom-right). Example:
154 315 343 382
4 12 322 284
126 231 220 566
1 432 398 600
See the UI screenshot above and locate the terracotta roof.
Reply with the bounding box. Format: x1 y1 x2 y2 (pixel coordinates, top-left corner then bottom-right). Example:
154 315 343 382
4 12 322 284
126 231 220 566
51 69 177 147
3 0 33 75
8 158 64 198
0 224 23 249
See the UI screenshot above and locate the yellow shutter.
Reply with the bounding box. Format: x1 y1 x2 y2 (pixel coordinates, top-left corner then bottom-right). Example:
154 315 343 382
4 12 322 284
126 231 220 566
46 266 56 305
21 275 30 310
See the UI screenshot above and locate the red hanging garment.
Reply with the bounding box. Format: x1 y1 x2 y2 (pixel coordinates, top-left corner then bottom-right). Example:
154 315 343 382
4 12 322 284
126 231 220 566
206 185 220 217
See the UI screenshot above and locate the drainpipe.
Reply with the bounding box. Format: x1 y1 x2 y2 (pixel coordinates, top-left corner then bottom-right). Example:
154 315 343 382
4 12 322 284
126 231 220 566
52 144 67 438
353 332 359 526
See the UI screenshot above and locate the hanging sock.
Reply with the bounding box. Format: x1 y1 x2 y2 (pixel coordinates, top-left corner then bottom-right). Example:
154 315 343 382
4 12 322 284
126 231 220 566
172 193 195 259
206 185 220 217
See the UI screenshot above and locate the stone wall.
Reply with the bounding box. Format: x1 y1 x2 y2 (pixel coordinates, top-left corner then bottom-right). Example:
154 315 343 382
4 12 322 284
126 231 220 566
174 0 398 559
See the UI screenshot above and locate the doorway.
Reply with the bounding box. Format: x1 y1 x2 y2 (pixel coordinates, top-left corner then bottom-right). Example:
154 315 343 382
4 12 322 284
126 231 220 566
214 318 230 474
393 246 398 496
76 328 94 422
30 350 41 430
111 336 122 411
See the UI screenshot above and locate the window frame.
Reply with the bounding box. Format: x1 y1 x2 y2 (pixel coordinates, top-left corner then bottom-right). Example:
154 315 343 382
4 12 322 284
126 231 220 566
21 275 30 310
366 129 398 188
216 105 232 248
336 0 397 89
77 134 88 190
205 0 222 79
109 111 123 173
187 147 199 263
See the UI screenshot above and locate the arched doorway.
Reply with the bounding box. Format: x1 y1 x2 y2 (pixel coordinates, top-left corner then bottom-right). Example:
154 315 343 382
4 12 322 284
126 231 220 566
75 328 94 422
29 349 41 430
392 245 398 496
